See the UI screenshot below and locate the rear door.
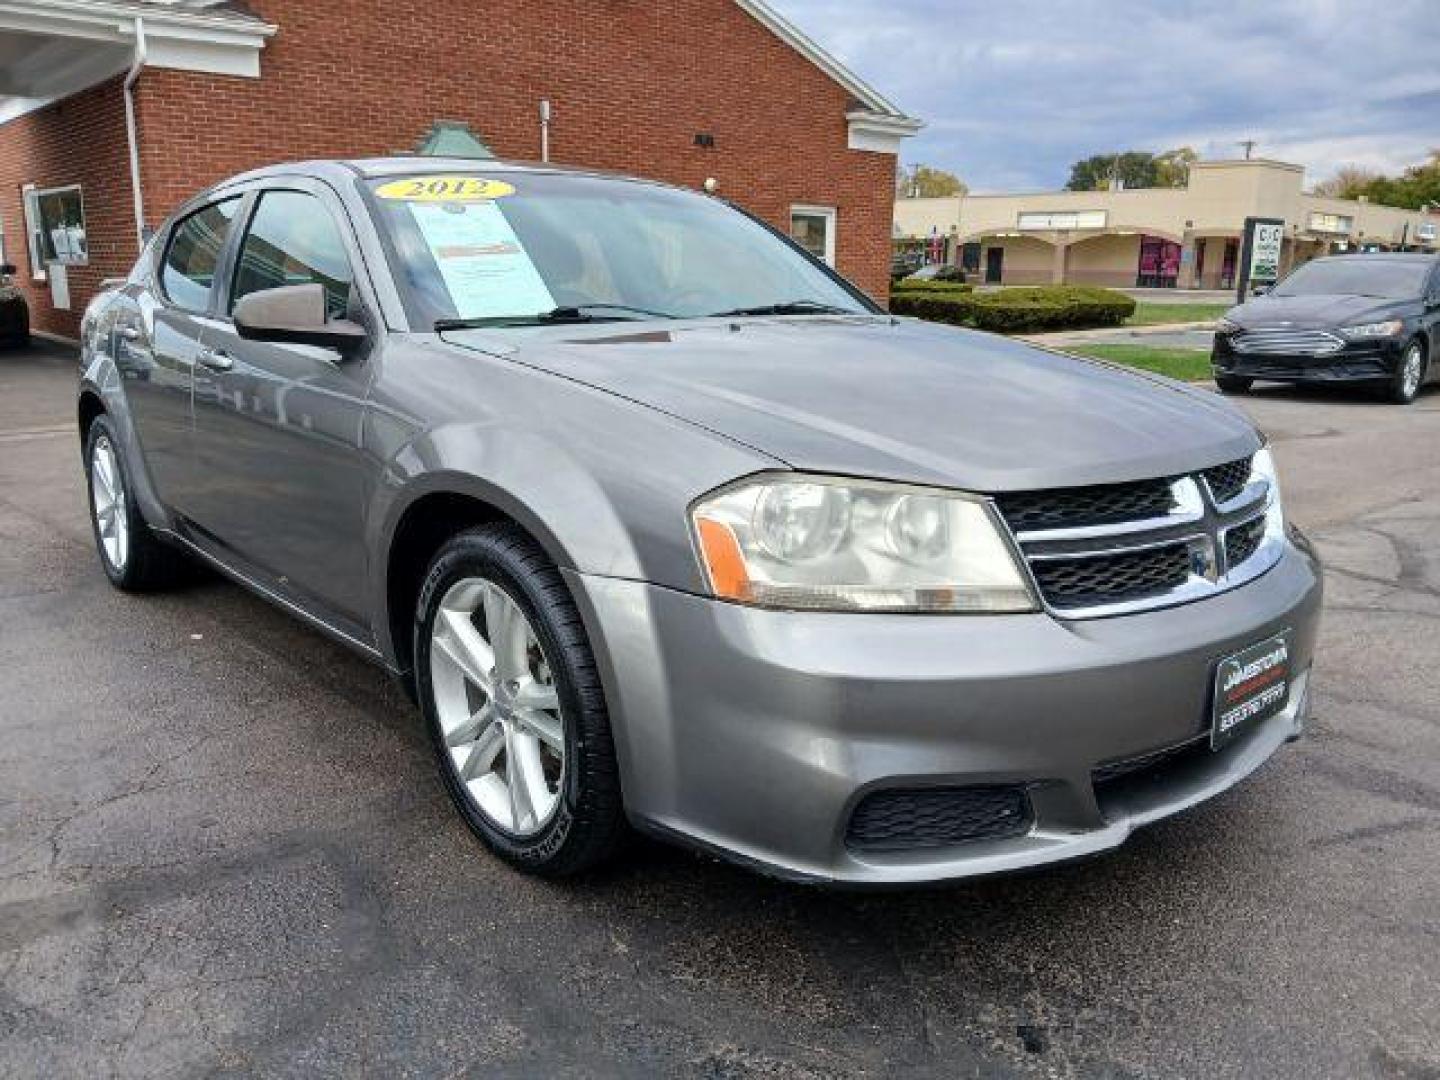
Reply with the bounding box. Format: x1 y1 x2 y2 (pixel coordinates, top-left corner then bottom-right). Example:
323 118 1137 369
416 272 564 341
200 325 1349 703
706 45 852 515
187 180 378 632
117 197 243 507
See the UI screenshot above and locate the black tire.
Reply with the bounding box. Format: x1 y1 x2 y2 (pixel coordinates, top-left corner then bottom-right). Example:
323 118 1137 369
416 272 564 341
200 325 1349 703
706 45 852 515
1215 373 1253 394
83 415 189 591
414 523 626 877
1387 339 1426 405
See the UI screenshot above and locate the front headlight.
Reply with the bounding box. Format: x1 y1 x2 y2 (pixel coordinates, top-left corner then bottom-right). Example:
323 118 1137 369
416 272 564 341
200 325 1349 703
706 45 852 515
1339 320 1404 339
690 474 1037 613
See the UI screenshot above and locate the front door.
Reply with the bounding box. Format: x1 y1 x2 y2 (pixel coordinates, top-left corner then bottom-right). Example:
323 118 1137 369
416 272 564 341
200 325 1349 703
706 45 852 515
119 197 243 507
188 184 376 632
985 246 1004 284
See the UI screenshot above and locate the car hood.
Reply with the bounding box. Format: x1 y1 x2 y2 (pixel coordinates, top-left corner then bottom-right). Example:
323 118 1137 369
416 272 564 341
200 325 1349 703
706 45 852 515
1228 293 1408 329
444 316 1259 492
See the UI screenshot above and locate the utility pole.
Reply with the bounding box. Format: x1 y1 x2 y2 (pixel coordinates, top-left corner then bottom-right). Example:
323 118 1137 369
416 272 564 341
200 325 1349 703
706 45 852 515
1237 139 1257 160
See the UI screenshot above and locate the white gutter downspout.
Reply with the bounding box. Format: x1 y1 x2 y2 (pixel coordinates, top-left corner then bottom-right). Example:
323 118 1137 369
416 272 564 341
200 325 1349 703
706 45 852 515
123 17 147 252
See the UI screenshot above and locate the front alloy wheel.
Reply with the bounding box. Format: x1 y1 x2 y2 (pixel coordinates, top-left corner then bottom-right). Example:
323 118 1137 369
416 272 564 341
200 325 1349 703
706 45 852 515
1389 341 1426 404
415 523 625 876
430 576 565 836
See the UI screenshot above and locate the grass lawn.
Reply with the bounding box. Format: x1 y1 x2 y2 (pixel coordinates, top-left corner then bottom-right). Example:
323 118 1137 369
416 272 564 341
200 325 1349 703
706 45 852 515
1126 302 1230 327
1065 344 1213 381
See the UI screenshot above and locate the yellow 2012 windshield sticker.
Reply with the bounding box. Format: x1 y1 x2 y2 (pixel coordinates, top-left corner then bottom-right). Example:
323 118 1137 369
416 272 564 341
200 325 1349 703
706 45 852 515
374 176 515 202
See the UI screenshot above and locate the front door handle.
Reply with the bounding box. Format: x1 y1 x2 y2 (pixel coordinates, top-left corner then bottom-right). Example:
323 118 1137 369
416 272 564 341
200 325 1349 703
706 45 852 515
197 348 234 372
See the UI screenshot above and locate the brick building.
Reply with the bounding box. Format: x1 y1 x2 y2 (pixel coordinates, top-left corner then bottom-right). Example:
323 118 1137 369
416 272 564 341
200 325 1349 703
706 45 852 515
0 0 919 339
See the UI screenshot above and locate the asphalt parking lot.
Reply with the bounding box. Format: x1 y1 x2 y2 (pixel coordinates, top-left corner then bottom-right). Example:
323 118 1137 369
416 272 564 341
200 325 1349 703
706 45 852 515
2 340 1437 1078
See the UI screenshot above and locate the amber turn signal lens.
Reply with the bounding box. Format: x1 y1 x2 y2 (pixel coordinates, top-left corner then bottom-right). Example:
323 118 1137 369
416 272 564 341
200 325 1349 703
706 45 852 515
695 517 751 601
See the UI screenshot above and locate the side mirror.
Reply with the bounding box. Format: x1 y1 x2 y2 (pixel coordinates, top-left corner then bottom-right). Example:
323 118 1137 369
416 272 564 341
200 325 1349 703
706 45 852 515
1251 284 1272 297
0 263 16 276
234 283 367 355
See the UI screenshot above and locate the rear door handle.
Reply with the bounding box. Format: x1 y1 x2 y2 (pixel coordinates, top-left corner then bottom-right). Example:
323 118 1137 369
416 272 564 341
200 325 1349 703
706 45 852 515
197 348 234 372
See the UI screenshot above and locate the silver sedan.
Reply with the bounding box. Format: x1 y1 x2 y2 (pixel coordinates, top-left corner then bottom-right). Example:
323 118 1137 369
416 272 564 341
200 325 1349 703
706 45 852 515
77 159 1321 884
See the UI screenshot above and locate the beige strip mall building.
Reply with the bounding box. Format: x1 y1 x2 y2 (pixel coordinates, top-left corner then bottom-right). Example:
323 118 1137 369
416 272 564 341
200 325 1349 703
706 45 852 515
894 159 1440 290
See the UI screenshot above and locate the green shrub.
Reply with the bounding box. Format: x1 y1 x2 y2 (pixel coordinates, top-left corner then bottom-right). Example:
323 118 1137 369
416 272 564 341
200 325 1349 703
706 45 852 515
889 285 1135 333
891 280 974 295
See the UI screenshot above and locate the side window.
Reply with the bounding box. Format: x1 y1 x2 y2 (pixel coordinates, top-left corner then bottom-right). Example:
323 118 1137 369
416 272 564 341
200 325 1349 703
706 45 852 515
160 198 241 311
231 190 353 319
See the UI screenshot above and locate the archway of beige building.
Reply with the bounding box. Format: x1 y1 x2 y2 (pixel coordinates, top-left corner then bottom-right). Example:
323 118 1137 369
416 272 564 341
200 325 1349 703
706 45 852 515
957 227 1196 289
943 223 1391 291
955 231 1058 285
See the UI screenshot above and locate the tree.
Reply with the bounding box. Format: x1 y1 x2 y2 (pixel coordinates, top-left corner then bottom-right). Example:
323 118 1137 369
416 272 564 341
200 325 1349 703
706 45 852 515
1312 165 1384 199
1308 152 1440 210
1153 147 1198 188
1363 151 1440 210
1065 151 1159 191
896 164 967 198
1065 148 1196 191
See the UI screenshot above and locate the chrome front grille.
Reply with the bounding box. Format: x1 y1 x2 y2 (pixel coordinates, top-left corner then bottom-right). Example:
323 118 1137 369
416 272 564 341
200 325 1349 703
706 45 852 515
996 455 1282 618
1231 328 1345 356
1202 458 1251 505
1031 544 1192 608
1224 515 1267 568
995 477 1176 532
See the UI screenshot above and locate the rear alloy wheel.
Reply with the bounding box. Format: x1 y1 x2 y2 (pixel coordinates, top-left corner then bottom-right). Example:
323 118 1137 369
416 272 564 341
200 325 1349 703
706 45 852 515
415 524 625 876
84 415 187 591
1388 340 1426 404
1215 373 1253 394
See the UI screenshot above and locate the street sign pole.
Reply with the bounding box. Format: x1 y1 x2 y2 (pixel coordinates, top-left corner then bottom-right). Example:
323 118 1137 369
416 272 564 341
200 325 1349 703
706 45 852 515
1236 216 1284 304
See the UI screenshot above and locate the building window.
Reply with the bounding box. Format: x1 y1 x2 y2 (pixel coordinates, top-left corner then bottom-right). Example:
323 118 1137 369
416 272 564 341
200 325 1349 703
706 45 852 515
22 184 88 278
1018 210 1106 231
790 205 837 266
1308 211 1353 235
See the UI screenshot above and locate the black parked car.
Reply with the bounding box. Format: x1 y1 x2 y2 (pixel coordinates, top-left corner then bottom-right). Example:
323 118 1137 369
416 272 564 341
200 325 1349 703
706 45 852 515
0 263 28 347
1212 253 1439 404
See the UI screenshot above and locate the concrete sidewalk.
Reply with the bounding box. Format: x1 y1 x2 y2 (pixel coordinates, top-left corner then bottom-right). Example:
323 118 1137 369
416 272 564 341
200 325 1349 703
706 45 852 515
1022 321 1217 348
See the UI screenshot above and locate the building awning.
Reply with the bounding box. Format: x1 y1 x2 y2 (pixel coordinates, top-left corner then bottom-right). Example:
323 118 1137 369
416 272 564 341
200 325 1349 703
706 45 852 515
0 0 276 123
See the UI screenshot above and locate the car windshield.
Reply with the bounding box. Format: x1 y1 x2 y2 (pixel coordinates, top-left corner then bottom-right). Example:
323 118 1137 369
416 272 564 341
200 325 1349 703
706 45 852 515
1271 257 1430 299
364 172 873 326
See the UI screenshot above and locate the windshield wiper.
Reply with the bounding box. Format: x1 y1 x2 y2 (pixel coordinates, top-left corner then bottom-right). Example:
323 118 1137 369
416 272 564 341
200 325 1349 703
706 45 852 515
435 303 677 332
707 299 855 318
555 302 678 320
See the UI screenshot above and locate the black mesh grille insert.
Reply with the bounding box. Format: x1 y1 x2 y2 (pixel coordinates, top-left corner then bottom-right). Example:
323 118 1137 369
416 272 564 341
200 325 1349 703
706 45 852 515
1203 457 1252 504
1225 516 1266 568
1092 737 1207 785
1032 544 1191 608
995 477 1176 533
847 785 1032 851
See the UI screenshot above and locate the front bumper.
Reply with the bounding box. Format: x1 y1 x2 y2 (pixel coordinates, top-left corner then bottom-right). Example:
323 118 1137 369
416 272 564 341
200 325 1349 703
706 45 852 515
565 536 1322 885
1212 332 1404 383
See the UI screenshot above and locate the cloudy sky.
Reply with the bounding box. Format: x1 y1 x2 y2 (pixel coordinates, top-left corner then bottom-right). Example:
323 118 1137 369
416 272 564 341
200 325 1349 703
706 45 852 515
767 0 1440 192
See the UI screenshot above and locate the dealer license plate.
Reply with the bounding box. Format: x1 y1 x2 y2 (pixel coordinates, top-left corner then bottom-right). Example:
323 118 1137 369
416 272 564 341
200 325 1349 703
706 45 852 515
1211 632 1291 750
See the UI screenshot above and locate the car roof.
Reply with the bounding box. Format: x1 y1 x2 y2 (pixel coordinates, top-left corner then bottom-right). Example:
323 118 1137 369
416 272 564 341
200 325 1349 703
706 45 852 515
215 156 667 191
1307 252 1437 264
